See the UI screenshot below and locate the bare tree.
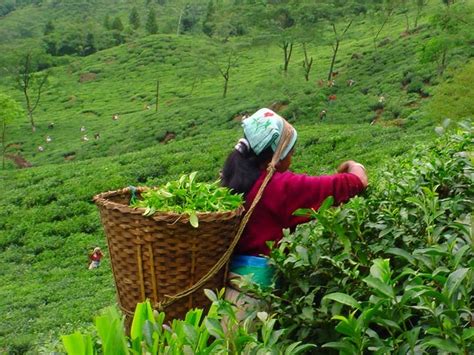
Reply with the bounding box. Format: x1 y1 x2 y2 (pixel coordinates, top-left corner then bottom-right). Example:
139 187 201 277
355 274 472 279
370 2 396 58
16 53 48 132
327 20 353 81
206 46 240 98
279 40 293 74
414 0 429 29
302 42 313 82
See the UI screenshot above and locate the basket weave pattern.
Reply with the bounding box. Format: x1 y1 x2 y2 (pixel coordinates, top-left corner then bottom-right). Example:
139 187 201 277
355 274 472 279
94 187 244 321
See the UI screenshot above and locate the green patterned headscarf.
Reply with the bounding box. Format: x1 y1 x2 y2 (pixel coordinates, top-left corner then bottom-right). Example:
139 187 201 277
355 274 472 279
242 108 297 160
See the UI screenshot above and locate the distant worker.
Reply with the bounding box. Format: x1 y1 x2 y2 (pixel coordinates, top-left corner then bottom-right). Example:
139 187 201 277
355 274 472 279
327 80 336 87
94 133 100 140
347 79 355 87
112 114 119 120
46 136 52 143
378 95 385 103
328 94 337 102
48 122 55 129
38 146 44 152
319 109 327 121
82 135 89 142
89 247 104 269
80 126 86 132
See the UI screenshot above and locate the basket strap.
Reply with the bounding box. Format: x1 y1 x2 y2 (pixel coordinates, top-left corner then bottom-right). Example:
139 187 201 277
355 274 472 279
157 120 295 310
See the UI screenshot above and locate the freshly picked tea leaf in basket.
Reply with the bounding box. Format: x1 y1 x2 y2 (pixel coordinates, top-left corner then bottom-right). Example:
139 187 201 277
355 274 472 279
130 172 243 227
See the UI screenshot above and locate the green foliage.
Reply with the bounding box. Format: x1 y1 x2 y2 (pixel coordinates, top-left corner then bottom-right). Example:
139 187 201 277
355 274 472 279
128 7 140 30
252 125 473 353
0 93 23 125
0 93 23 168
62 290 315 354
427 60 474 122
131 172 243 227
111 16 124 32
145 8 158 34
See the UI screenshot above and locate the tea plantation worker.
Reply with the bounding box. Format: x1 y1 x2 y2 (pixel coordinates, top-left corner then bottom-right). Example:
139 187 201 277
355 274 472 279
221 108 368 303
89 247 103 269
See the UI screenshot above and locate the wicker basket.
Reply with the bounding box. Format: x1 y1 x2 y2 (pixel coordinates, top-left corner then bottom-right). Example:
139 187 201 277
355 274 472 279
93 186 244 322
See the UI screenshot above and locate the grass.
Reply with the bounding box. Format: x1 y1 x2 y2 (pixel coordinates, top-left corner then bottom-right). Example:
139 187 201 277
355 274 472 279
0 0 473 352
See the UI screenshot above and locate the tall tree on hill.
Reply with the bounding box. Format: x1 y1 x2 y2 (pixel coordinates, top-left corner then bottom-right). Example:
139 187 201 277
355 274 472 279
421 2 473 76
104 14 111 30
414 0 428 29
16 53 48 132
369 1 396 58
146 8 158 34
112 16 124 32
173 1 190 35
273 6 296 74
0 93 23 169
205 44 241 98
129 7 140 30
43 20 55 35
202 0 216 37
327 19 352 81
301 42 313 82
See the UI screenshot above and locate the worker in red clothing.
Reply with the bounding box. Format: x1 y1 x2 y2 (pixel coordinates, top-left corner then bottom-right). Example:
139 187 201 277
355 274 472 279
220 108 367 291
88 247 104 269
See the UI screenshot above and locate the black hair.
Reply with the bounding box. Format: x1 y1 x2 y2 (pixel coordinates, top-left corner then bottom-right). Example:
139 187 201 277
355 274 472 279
221 144 274 195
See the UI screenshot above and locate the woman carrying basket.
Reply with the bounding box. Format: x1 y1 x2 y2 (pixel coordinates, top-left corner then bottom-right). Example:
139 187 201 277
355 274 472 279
221 108 368 301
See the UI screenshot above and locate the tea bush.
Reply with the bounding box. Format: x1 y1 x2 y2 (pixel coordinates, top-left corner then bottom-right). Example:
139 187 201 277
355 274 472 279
61 290 314 355
254 124 473 353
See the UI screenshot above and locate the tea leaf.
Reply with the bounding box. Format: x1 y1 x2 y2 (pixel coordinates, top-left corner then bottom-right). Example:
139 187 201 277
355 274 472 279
322 292 361 310
189 212 199 228
62 332 94 355
443 267 469 299
422 337 460 353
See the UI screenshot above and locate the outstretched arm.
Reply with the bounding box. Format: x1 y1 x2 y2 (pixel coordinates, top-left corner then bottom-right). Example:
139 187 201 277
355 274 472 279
337 160 368 188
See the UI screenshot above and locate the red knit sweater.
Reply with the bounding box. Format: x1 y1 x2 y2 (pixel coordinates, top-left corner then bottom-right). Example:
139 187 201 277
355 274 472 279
235 170 365 256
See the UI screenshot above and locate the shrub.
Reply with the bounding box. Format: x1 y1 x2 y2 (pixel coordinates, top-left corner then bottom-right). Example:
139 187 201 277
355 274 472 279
407 78 424 93
249 125 473 353
61 290 315 354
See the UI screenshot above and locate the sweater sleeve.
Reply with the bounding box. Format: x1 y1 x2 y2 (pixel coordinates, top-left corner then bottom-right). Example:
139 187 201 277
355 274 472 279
280 172 364 229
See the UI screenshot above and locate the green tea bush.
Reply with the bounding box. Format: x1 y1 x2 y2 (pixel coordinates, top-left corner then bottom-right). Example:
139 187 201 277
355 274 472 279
61 290 314 355
254 124 473 353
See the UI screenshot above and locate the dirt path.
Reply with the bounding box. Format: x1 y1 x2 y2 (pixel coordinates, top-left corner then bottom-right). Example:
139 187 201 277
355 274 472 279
5 153 32 168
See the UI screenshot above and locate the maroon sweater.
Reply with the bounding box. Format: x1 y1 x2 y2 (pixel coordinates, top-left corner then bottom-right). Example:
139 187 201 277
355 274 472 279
235 170 365 256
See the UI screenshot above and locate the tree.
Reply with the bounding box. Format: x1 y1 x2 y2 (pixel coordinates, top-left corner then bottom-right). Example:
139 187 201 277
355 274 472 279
421 2 473 76
414 0 428 28
146 8 158 34
104 14 111 30
82 33 97 56
272 7 296 74
205 44 241 98
129 7 140 30
16 53 48 132
111 16 124 32
369 1 396 57
173 1 190 35
0 93 23 169
43 19 55 35
327 19 352 81
301 42 313 82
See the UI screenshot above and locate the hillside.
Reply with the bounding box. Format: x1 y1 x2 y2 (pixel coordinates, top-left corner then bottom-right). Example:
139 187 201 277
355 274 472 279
0 0 473 352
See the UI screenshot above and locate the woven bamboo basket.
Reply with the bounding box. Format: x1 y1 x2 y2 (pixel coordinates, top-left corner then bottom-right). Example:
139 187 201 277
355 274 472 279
93 186 244 322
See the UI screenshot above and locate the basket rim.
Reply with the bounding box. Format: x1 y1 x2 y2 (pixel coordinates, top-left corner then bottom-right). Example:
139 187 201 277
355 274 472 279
93 186 245 223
